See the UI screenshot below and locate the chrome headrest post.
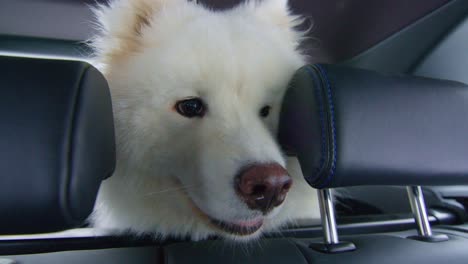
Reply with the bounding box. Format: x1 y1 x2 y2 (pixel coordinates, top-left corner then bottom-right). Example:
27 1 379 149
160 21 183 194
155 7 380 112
309 189 356 253
318 188 339 244
406 186 448 242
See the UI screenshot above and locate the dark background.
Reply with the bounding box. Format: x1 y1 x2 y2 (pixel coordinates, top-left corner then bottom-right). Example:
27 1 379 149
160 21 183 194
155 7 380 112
0 0 451 62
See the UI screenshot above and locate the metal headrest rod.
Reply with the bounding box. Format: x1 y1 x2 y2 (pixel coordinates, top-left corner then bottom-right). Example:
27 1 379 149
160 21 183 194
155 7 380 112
309 189 356 253
406 186 448 242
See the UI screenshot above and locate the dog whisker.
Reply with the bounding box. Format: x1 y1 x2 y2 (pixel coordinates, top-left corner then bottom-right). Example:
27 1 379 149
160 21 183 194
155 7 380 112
143 183 203 196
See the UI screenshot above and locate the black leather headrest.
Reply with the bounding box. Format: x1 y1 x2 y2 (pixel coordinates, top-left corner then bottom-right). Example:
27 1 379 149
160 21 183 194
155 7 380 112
0 56 115 234
279 64 468 188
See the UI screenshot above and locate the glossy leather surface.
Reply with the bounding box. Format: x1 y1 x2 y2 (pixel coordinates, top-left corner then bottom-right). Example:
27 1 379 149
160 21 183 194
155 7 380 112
0 56 115 234
279 64 468 188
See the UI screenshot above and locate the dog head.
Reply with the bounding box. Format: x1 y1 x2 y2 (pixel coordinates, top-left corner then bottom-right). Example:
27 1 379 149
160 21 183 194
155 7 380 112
91 0 308 241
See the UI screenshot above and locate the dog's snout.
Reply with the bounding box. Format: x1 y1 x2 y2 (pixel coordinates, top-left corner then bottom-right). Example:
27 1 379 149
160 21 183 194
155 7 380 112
235 163 292 213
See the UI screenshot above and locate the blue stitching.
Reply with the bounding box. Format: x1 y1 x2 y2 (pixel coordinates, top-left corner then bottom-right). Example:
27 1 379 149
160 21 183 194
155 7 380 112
304 65 337 188
304 66 327 182
316 64 337 188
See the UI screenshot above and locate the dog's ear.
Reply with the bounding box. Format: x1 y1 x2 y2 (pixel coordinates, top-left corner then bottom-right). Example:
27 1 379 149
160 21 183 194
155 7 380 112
90 0 181 67
253 0 306 46
255 0 290 23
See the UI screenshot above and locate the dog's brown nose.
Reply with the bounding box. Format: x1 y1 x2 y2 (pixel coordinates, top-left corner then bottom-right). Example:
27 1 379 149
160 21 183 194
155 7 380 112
235 163 292 214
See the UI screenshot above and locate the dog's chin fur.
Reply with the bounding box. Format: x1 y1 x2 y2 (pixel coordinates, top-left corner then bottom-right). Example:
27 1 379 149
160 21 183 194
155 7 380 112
89 0 320 241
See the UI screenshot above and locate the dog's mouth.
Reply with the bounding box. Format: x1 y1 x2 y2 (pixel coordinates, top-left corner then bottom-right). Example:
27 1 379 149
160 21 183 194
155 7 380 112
173 178 264 237
184 192 264 236
209 217 263 236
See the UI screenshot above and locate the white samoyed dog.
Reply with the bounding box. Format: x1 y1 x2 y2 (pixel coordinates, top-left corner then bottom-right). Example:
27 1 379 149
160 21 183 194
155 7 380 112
90 0 319 241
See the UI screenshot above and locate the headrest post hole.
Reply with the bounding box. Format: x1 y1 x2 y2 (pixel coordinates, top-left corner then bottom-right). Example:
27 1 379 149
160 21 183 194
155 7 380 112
406 186 449 242
309 189 356 253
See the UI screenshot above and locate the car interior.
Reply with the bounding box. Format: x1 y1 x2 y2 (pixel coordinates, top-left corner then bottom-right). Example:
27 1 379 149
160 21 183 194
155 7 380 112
1 0 468 263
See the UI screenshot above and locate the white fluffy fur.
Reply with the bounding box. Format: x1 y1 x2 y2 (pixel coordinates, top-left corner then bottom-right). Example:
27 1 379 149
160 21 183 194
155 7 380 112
90 0 319 241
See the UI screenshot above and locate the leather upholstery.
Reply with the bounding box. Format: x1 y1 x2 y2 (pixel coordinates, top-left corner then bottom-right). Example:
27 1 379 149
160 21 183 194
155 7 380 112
279 64 468 188
0 56 115 234
163 232 468 264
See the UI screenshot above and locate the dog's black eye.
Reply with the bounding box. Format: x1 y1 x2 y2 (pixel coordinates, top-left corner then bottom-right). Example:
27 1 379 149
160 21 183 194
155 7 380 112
175 98 206 118
259 106 271 118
